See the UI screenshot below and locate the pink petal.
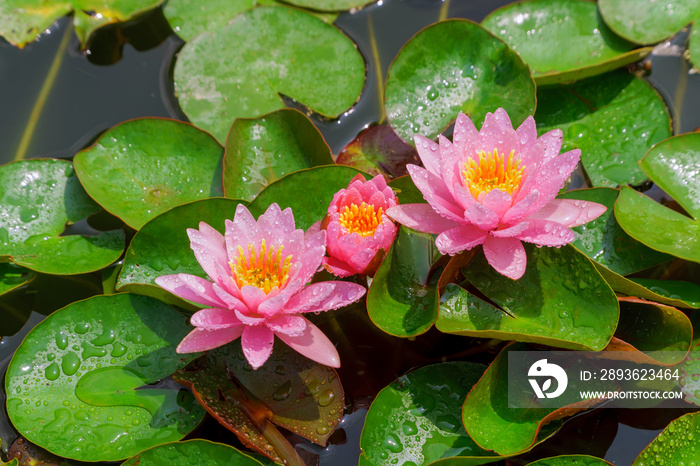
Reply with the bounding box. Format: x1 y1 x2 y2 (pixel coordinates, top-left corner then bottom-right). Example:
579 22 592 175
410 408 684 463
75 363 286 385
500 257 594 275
413 135 441 176
267 315 307 337
188 227 230 287
386 204 461 234
276 318 340 368
191 308 242 328
502 190 540 225
478 110 519 158
512 219 575 247
407 164 464 220
234 309 267 325
481 189 513 219
240 285 268 314
453 112 479 151
284 281 366 314
323 256 357 277
482 236 527 280
463 201 499 231
241 326 275 369
176 326 243 353
525 149 581 212
490 222 529 238
516 116 537 148
347 247 380 273
212 282 245 308
155 274 226 308
225 205 258 260
526 199 606 227
435 225 488 255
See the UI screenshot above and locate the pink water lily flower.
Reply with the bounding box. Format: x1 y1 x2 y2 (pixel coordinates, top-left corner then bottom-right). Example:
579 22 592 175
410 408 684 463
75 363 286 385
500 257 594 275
155 203 366 369
386 109 606 280
322 174 398 277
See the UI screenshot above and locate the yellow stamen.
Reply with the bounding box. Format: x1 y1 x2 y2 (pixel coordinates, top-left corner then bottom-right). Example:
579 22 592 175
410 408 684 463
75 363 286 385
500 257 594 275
462 149 524 199
230 238 291 294
338 202 383 237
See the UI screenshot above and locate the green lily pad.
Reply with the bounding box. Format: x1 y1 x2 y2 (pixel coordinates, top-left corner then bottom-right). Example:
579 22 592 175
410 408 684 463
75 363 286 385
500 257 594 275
690 21 700 70
527 455 613 466
615 187 700 263
5 294 205 462
632 412 700 464
173 6 365 143
74 118 224 230
367 226 441 337
0 0 163 47
558 188 672 275
0 159 124 275
247 165 369 231
615 298 692 364
283 0 374 12
595 264 700 309
359 362 497 466
461 245 619 351
384 19 536 145
121 440 264 465
461 344 569 456
599 0 700 45
535 71 672 187
223 109 334 202
387 175 426 205
336 125 420 179
117 198 244 309
677 344 700 405
482 0 651 85
174 341 343 463
0 263 34 296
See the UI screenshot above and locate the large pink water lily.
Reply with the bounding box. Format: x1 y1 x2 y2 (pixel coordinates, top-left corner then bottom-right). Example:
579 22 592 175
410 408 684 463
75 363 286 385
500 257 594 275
155 203 366 369
386 109 606 280
323 174 398 277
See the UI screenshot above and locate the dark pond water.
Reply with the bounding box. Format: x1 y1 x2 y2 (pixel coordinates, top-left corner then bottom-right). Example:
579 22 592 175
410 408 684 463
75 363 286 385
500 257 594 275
1 0 700 464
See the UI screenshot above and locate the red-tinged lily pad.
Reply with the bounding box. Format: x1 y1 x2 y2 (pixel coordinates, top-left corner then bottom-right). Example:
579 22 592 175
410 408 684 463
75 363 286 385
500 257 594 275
74 118 224 230
117 198 245 309
120 439 265 465
599 0 700 45
6 437 64 466
0 159 124 275
336 125 420 179
558 188 672 275
173 341 344 464
461 245 619 351
223 108 334 202
526 455 613 466
5 294 204 462
632 412 700 465
0 0 163 47
173 6 365 144
359 362 498 466
614 297 692 364
384 19 535 145
0 263 34 296
462 343 603 456
535 71 672 187
367 226 442 337
482 0 651 85
247 165 370 231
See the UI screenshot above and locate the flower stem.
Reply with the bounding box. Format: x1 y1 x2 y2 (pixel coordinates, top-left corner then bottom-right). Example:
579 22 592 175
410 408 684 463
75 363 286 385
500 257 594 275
367 15 386 124
13 22 73 161
673 51 688 133
439 0 450 21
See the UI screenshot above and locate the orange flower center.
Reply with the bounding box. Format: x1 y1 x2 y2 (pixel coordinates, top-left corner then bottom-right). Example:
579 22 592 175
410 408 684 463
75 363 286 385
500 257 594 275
230 238 291 294
339 202 383 237
462 149 524 199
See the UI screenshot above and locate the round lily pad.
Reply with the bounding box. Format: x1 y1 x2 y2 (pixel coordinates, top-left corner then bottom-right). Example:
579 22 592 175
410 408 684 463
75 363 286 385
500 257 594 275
0 263 34 296
535 70 672 187
173 6 365 143
74 118 224 230
632 412 700 464
164 0 255 41
5 294 205 462
384 18 536 145
0 159 124 275
599 0 700 45
121 440 264 465
482 0 651 85
359 362 495 466
223 108 334 201
284 0 374 11
0 0 164 47
527 455 613 466
117 198 245 308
